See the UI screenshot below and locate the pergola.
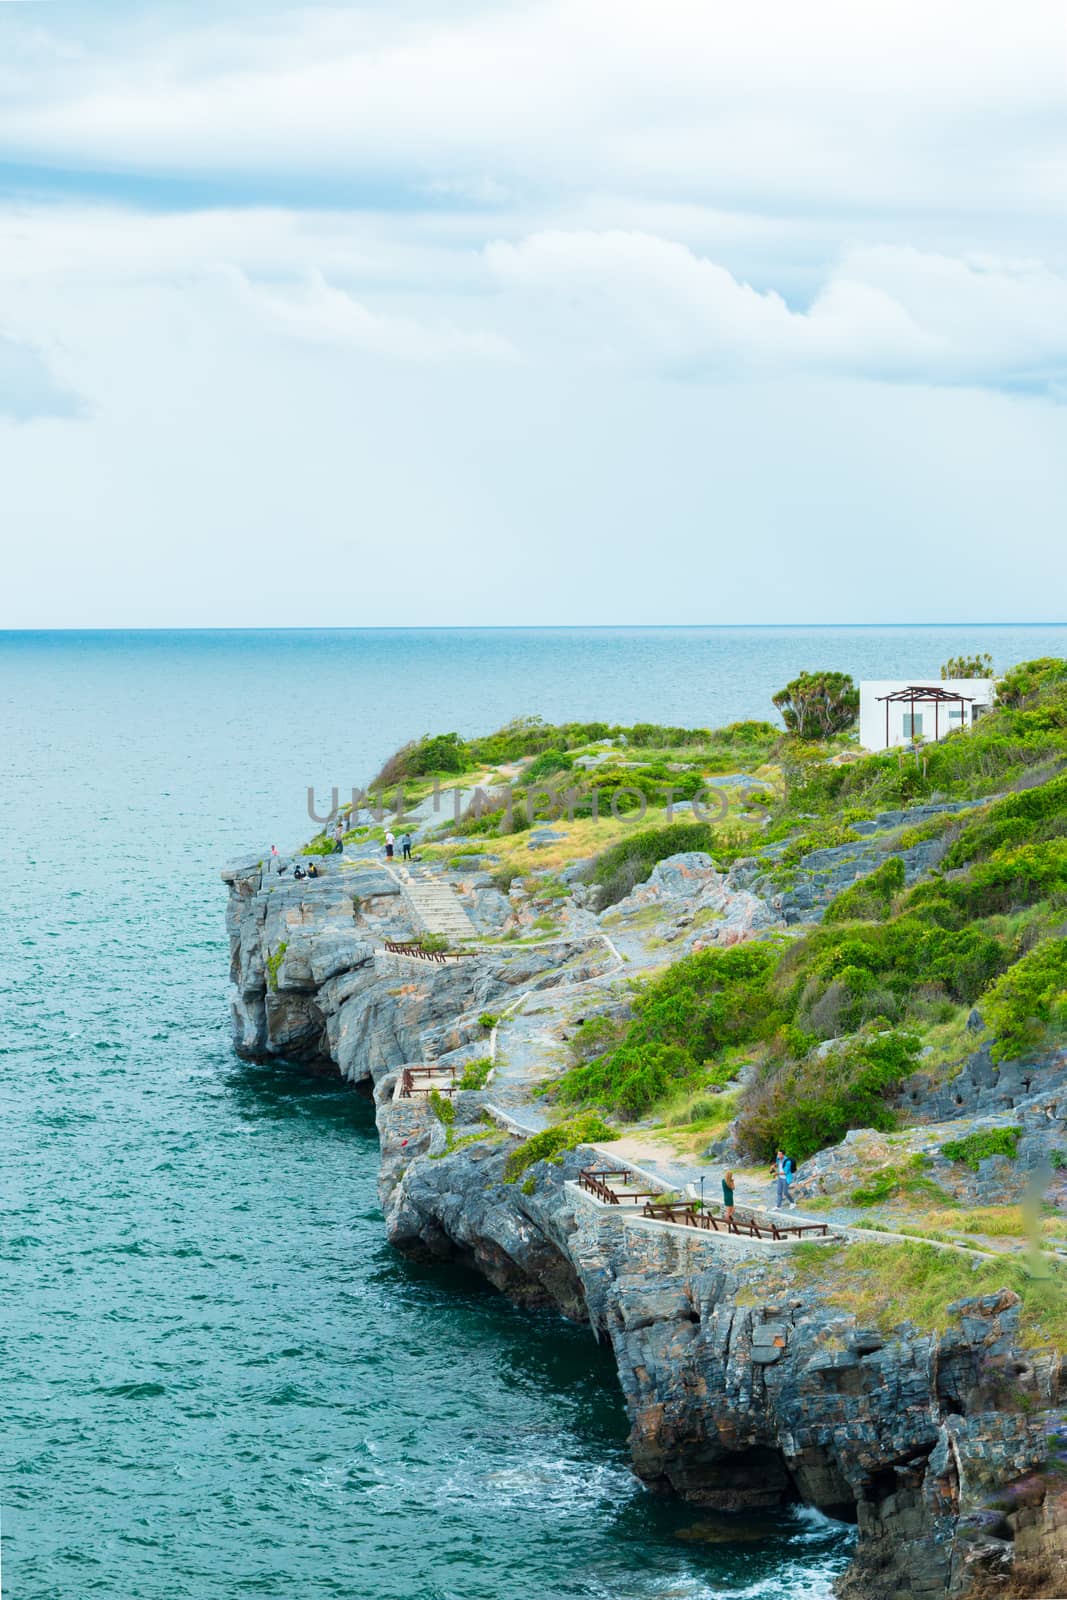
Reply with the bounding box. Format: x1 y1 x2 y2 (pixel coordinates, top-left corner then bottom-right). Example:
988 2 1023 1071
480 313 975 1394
876 684 974 750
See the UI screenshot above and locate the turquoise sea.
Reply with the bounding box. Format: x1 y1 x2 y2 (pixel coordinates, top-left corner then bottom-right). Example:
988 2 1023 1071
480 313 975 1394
4 625 1066 1600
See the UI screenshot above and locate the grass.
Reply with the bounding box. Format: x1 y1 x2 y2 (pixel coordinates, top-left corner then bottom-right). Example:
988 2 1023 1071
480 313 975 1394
940 1126 1022 1170
502 1113 616 1182
266 942 288 992
457 1056 493 1090
793 1237 1067 1346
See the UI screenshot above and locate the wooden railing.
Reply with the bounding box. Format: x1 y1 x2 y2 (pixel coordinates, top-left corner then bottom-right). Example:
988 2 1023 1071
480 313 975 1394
641 1200 829 1241
398 1064 458 1099
384 940 470 964
577 1167 661 1206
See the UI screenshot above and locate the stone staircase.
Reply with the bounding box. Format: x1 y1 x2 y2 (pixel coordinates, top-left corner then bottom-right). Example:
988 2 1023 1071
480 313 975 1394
396 864 477 944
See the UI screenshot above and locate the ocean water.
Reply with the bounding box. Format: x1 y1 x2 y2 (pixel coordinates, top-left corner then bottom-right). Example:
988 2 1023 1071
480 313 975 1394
3 624 1065 1600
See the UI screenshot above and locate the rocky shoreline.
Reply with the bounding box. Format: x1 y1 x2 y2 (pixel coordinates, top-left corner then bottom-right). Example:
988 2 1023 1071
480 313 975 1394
222 841 1067 1599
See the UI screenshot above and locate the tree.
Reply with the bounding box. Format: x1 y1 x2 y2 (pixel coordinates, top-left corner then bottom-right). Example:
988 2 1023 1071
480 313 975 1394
772 671 858 740
941 653 993 680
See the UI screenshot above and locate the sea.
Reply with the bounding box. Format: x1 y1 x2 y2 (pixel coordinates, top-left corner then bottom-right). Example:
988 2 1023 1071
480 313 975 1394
3 625 1066 1600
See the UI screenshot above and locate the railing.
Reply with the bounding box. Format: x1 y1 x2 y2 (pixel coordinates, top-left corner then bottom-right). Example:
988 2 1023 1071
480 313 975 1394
384 940 470 964
398 1064 458 1099
577 1167 661 1206
641 1200 829 1241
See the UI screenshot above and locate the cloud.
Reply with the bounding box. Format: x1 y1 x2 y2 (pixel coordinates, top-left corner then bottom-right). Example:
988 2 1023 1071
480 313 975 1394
0 0 1063 232
0 331 82 421
227 267 514 362
486 232 1067 391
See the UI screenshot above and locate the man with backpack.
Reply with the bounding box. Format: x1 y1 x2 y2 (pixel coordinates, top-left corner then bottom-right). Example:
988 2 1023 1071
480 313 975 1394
774 1149 796 1209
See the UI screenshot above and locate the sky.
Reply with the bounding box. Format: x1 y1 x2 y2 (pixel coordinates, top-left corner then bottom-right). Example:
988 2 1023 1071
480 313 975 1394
0 0 1065 627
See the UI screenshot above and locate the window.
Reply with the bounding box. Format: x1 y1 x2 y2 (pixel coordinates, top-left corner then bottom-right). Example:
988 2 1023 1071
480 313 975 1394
948 707 963 722
902 712 924 738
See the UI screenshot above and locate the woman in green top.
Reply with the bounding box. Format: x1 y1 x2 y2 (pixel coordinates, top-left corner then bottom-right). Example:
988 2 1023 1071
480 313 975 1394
721 1171 735 1223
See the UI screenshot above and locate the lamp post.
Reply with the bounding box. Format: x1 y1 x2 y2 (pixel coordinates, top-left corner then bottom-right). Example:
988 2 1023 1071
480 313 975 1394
699 1176 705 1210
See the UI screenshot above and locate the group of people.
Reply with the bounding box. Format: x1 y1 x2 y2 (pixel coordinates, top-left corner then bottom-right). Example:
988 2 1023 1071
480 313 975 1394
718 1149 796 1222
383 830 413 861
267 846 321 880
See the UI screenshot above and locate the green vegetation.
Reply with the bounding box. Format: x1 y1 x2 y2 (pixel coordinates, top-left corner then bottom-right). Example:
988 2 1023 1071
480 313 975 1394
428 1088 456 1126
793 1238 1067 1346
982 940 1067 1062
300 835 337 857
417 933 450 954
737 1029 921 1162
555 944 780 1118
940 1127 1022 1171
772 671 859 739
477 1012 499 1031
581 820 719 909
848 1154 952 1208
502 1113 616 1182
941 652 994 679
265 942 288 992
824 857 905 923
457 1057 493 1091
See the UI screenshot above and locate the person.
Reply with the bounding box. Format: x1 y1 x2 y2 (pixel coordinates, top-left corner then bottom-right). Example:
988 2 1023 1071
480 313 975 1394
384 829 395 859
333 822 344 854
401 833 413 860
721 1170 735 1224
293 864 306 880
270 844 280 871
774 1149 794 1209
307 861 320 879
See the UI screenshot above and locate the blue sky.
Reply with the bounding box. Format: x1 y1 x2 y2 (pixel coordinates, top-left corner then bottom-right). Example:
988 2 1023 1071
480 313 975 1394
1 0 1065 625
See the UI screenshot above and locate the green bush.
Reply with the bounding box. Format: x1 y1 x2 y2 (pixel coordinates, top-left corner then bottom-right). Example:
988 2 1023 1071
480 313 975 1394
555 944 781 1118
940 1127 1021 1171
735 1029 920 1162
300 835 337 857
824 856 906 922
584 821 719 909
428 1088 456 1126
457 1057 493 1090
996 657 1067 708
848 1155 951 1207
525 749 574 782
265 942 288 992
502 1113 616 1182
981 939 1067 1062
478 1012 499 1031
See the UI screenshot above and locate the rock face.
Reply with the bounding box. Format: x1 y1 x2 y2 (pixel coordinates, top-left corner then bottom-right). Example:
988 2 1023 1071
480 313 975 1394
223 849 1067 1600
376 1093 1067 1600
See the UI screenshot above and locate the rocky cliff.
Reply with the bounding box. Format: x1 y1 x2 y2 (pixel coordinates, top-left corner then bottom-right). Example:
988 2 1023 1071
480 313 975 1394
223 849 1067 1600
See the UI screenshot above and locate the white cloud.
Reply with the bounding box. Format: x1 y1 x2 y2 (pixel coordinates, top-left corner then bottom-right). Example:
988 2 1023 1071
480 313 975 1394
486 232 1067 390
226 267 515 362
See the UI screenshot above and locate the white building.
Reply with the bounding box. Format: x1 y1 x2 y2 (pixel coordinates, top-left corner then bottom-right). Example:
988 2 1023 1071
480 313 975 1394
859 679 998 752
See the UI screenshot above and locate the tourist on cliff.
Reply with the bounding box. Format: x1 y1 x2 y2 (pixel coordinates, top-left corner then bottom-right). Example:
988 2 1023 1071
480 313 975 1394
774 1150 794 1209
384 829 395 859
333 822 344 853
401 833 413 860
721 1171 735 1224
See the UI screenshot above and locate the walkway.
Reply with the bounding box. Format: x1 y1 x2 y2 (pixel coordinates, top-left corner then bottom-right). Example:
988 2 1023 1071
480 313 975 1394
395 863 478 943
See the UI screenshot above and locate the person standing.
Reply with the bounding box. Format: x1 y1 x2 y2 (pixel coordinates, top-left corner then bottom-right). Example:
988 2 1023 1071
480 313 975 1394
774 1149 794 1209
333 821 344 854
721 1170 735 1225
384 829 395 859
401 833 413 861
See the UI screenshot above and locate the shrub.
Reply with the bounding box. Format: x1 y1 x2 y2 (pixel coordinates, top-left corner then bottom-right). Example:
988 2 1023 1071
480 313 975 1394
735 1029 921 1162
567 1014 627 1065
265 942 288 992
502 1113 616 1182
300 835 337 857
772 670 859 739
457 1057 493 1090
554 944 782 1118
981 940 1067 1062
428 1088 456 1126
584 821 718 910
996 657 1067 708
478 1012 499 1031
418 933 450 954
525 749 574 782
849 1155 951 1207
940 1127 1022 1171
824 857 906 923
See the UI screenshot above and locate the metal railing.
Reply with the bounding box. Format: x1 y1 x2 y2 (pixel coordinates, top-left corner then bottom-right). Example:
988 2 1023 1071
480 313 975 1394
398 1064 458 1099
384 940 470 965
